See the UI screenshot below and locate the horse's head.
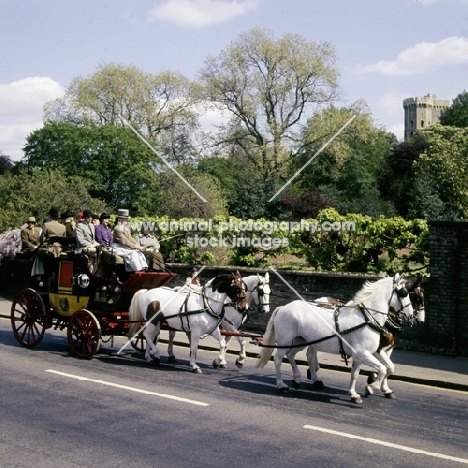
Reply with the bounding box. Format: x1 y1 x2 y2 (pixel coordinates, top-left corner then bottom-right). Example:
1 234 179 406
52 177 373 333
390 274 414 324
253 272 271 314
406 278 425 325
211 272 247 312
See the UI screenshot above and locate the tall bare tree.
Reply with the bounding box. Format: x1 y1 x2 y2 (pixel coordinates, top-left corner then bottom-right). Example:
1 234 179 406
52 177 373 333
44 63 201 164
198 27 340 183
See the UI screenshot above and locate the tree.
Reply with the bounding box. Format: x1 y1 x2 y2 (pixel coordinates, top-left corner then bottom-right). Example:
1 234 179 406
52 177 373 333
439 91 468 128
0 153 14 175
44 63 201 165
298 102 396 217
379 133 429 218
198 27 339 184
20 121 160 214
409 125 468 220
153 168 228 219
0 168 107 232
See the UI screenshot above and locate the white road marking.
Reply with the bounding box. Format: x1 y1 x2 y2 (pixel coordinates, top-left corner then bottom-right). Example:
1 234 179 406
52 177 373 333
304 425 468 465
46 369 209 406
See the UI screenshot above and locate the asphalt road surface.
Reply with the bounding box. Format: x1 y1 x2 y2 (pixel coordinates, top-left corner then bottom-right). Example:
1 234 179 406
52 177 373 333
1 317 467 468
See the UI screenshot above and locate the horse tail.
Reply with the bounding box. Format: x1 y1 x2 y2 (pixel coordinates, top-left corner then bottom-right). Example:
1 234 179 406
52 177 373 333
128 289 149 338
256 306 279 368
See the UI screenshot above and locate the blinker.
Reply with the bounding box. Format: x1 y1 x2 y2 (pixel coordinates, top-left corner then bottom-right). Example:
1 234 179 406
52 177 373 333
396 287 408 298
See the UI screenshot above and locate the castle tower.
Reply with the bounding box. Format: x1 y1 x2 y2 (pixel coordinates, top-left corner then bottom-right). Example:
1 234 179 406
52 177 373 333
403 93 451 140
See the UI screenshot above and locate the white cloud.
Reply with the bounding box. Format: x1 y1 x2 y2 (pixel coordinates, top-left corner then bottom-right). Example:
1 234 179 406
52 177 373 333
356 36 468 75
0 77 64 160
147 0 259 28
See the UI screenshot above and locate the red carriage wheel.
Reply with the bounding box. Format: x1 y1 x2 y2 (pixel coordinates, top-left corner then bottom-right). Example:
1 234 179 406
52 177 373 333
67 309 101 359
11 288 47 348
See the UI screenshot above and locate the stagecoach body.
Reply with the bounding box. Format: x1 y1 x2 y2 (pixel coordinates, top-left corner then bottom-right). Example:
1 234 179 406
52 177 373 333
8 251 175 358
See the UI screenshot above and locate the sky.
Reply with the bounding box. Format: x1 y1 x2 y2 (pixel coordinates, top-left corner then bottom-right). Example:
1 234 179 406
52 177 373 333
1 0 467 161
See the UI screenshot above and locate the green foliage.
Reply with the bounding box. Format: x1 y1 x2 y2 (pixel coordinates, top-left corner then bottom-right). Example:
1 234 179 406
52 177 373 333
299 102 397 218
126 210 428 273
0 168 107 232
20 121 159 214
410 125 468 220
439 91 468 128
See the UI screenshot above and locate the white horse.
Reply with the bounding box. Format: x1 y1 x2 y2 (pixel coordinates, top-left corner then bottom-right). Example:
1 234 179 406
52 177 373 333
352 280 425 398
128 272 247 373
256 274 414 404
165 273 271 369
216 273 271 368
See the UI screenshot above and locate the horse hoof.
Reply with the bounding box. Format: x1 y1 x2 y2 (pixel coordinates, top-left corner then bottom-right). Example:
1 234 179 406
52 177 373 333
367 372 378 384
313 380 325 389
192 367 203 374
292 380 300 390
212 360 219 368
167 356 176 363
279 387 291 394
351 396 363 404
148 358 160 366
235 360 244 368
365 385 374 397
219 363 227 369
384 392 396 400
307 369 311 380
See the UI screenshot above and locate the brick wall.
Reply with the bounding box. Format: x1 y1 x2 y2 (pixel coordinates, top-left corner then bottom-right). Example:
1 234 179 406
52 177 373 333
427 222 468 353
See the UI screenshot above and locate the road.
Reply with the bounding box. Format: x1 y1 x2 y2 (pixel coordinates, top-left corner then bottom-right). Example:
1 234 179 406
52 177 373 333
1 317 467 468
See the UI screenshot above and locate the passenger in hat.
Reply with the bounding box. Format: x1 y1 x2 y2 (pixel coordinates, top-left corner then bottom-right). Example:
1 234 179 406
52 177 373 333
112 209 148 272
61 210 76 238
134 224 165 271
92 213 100 228
21 216 41 252
95 212 113 248
40 207 66 245
75 209 100 256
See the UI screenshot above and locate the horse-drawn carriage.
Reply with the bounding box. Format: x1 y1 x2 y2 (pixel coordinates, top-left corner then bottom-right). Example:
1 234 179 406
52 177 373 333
9 242 176 359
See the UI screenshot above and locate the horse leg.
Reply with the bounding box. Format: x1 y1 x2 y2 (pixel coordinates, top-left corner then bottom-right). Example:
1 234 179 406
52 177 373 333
212 329 228 369
354 351 387 400
306 346 325 389
210 327 228 369
348 361 363 404
235 335 247 368
274 348 290 393
187 333 203 373
167 329 176 363
145 322 161 364
286 347 302 390
374 348 396 398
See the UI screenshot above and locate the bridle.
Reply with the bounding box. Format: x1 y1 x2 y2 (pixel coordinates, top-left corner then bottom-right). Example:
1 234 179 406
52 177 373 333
229 276 248 312
388 283 413 323
245 279 270 313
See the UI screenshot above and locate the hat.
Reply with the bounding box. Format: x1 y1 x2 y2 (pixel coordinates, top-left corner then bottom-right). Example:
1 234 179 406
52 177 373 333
27 216 36 223
83 209 93 218
100 212 111 221
92 213 99 220
77 211 84 221
48 208 59 218
117 209 130 218
61 211 73 219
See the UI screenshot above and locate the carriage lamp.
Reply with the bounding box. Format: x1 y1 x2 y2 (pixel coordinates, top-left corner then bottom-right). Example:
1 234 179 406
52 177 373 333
76 274 90 288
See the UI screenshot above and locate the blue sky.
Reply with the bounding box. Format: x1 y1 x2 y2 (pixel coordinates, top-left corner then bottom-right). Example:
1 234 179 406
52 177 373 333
1 0 467 161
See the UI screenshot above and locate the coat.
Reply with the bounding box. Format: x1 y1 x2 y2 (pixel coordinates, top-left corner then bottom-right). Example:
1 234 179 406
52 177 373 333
40 220 66 244
21 226 41 250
